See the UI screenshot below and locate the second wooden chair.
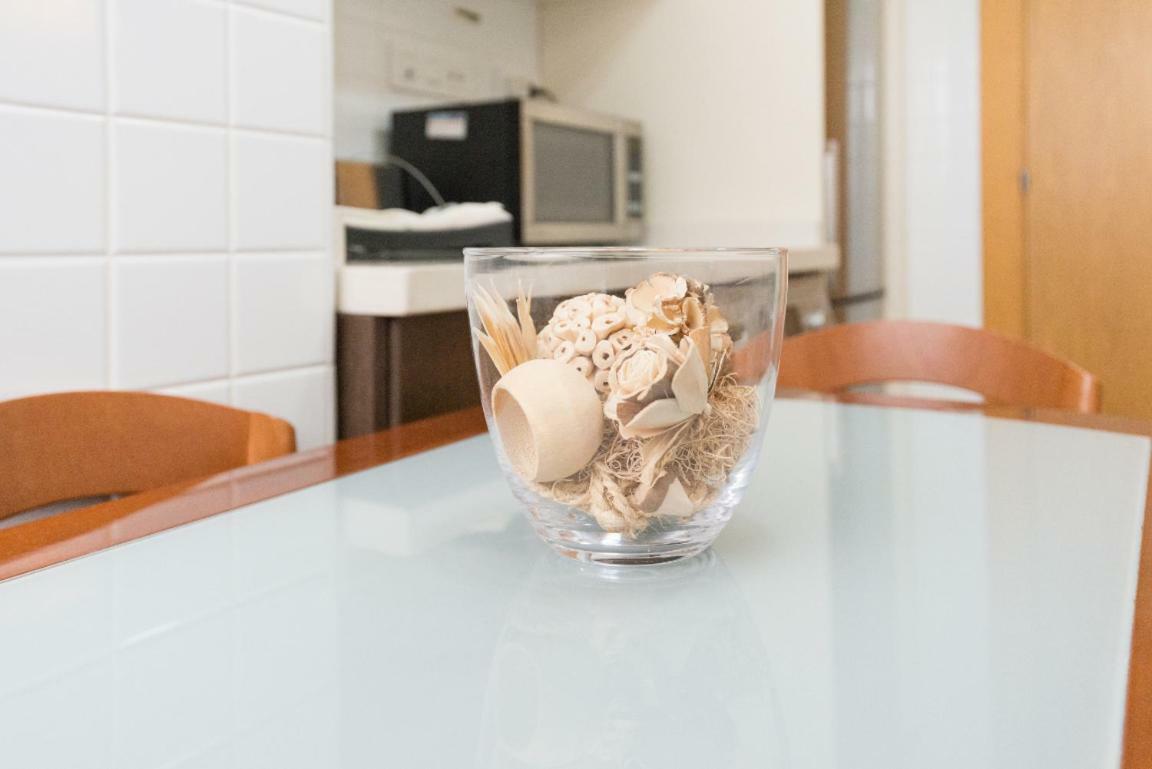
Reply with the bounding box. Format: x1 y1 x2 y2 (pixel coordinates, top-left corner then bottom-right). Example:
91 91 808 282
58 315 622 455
777 320 1100 413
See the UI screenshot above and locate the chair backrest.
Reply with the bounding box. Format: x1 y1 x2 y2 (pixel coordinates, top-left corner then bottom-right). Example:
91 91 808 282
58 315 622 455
0 391 296 519
778 320 1101 413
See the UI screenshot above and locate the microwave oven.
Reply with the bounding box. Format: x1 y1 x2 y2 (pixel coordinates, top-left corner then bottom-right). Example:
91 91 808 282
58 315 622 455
389 99 644 245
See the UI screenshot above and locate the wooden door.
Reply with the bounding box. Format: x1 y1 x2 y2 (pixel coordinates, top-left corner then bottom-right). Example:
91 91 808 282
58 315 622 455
984 1 1152 418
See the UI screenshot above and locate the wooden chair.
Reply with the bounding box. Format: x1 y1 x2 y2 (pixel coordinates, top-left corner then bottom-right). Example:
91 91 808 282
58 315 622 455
0 391 296 521
778 320 1101 413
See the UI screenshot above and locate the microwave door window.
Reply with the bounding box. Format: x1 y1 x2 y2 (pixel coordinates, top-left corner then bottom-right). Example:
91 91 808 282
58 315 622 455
532 123 615 223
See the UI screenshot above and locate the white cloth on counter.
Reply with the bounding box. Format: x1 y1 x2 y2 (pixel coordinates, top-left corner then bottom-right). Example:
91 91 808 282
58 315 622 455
348 202 512 232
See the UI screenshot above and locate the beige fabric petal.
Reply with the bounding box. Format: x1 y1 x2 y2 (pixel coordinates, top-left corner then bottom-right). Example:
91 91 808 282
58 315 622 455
636 422 690 488
655 477 696 518
632 470 674 513
647 333 683 363
671 341 709 415
689 327 711 370
683 296 704 329
619 398 690 439
610 397 645 425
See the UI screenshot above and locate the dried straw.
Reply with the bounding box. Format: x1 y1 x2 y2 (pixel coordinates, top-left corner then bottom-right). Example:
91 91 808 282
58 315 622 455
665 377 759 491
472 283 536 375
535 375 760 536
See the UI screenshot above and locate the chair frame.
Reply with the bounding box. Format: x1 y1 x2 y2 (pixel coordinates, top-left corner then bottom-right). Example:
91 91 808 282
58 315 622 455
778 320 1101 413
0 391 295 519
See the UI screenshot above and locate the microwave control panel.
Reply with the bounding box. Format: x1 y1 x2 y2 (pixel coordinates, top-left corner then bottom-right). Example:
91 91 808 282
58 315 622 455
626 135 644 221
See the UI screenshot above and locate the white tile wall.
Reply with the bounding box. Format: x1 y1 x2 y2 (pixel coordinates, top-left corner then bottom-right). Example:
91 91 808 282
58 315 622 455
0 0 104 111
234 133 329 250
233 7 329 134
233 367 335 451
0 108 106 254
0 259 107 398
0 0 336 449
113 0 229 123
237 0 330 22
113 121 230 252
233 253 333 375
157 380 233 406
113 256 230 388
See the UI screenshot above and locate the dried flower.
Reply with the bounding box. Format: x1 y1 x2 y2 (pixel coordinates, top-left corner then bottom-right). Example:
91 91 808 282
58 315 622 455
609 328 641 352
609 343 668 402
624 272 689 332
604 334 710 439
539 292 636 394
625 272 730 352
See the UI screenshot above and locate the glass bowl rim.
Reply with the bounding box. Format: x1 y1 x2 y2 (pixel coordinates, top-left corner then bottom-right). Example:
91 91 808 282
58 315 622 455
463 246 788 264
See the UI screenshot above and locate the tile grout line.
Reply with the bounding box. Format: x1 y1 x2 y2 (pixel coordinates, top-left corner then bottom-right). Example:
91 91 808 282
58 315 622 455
322 0 336 442
230 0 328 27
103 0 117 390
227 0 239 405
0 252 107 261
0 100 328 141
150 363 334 395
0 101 105 121
113 249 322 259
322 9 336 445
0 248 326 261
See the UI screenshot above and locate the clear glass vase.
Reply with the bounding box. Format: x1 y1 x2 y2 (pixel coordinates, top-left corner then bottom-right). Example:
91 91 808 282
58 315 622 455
465 248 787 564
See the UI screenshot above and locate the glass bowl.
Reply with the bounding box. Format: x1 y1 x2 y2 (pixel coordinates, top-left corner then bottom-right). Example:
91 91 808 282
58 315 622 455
465 247 787 564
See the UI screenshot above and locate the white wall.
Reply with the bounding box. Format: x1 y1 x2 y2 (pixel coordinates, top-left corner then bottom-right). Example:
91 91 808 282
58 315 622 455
0 0 336 448
882 0 981 325
334 0 539 161
538 0 825 248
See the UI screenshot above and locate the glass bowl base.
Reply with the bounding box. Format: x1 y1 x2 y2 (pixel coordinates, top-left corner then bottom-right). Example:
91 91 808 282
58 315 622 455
515 465 752 567
530 516 727 566
546 540 713 566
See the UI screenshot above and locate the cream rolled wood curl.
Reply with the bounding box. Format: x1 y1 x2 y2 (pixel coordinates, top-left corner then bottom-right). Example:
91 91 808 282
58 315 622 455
574 329 598 355
492 359 604 482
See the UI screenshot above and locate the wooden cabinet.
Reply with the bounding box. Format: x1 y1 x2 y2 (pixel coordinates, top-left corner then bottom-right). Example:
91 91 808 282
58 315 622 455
983 0 1152 418
337 311 480 439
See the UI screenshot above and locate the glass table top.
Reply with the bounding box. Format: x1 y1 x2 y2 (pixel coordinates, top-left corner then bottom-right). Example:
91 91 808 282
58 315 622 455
0 400 1148 769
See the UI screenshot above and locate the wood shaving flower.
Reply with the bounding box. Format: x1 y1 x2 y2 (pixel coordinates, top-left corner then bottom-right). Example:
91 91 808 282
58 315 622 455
624 272 689 332
604 334 710 439
608 344 668 402
625 272 731 351
538 292 634 394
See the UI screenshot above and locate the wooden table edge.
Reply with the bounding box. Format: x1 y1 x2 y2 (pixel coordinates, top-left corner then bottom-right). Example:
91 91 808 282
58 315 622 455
1 391 1149 768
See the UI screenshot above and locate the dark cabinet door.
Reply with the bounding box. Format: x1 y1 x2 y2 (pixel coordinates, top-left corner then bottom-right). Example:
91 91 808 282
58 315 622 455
337 311 481 439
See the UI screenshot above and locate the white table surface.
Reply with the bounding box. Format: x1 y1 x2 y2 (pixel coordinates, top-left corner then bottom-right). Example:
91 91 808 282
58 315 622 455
0 400 1148 769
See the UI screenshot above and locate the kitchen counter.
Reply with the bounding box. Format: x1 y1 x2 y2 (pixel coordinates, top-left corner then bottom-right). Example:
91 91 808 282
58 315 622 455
337 244 840 316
